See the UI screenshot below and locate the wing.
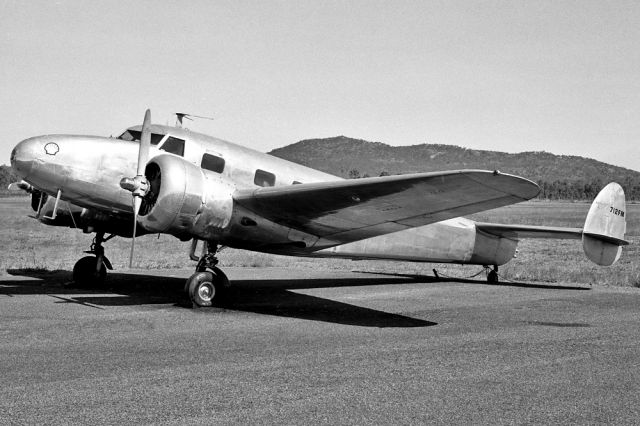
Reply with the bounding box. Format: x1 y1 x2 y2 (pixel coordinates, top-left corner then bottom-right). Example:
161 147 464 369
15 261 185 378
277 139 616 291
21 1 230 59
234 170 540 246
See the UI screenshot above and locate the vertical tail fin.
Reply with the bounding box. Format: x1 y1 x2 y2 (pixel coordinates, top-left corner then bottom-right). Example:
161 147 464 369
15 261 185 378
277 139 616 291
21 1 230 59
582 182 628 266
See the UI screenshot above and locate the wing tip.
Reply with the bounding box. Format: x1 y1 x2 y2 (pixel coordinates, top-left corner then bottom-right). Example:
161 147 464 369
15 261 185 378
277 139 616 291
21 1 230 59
462 170 540 200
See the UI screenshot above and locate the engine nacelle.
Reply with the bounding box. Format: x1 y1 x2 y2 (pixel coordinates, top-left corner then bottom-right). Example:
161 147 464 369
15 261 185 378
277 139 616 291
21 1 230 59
139 154 235 240
468 231 518 266
316 218 519 266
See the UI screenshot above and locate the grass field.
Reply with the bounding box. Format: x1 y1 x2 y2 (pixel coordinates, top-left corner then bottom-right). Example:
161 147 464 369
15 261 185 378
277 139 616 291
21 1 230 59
1 197 638 287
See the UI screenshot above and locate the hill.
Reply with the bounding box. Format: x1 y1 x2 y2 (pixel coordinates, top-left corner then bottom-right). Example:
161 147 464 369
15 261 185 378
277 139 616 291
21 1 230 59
270 136 640 200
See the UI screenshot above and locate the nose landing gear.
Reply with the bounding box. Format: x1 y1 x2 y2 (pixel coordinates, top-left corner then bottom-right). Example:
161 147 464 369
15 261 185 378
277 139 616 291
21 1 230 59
72 232 114 288
185 241 230 308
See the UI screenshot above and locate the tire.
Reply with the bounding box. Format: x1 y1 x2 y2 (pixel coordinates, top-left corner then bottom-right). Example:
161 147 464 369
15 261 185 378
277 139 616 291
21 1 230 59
211 266 230 289
487 270 499 284
186 271 227 308
72 256 106 288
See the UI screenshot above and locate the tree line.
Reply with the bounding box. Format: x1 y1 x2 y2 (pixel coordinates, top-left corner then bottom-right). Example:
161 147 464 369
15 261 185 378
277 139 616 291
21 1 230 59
536 178 640 201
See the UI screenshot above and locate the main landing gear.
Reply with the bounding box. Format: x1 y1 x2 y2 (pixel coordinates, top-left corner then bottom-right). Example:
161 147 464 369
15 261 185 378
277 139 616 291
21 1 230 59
185 241 230 308
72 232 114 288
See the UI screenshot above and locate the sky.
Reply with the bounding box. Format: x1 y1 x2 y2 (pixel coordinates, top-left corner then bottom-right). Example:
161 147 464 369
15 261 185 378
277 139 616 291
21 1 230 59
2 0 639 171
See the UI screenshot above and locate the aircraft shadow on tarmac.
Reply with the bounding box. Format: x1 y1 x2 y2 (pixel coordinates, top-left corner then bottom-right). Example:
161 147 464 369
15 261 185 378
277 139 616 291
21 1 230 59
356 271 590 291
2 268 588 327
2 269 441 328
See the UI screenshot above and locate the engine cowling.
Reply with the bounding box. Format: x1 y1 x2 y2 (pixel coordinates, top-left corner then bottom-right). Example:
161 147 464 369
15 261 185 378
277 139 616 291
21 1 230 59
139 154 235 240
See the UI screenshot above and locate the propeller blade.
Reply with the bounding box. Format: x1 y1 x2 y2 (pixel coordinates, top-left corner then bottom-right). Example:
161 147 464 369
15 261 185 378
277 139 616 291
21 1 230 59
137 109 151 177
128 109 151 268
129 195 142 268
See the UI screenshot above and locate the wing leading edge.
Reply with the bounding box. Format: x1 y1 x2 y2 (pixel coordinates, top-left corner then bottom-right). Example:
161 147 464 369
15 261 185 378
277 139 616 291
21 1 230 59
234 170 540 246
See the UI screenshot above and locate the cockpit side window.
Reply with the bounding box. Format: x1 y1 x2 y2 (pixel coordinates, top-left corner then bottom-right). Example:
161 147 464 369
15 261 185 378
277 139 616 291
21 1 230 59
159 137 185 157
117 130 165 145
150 134 166 145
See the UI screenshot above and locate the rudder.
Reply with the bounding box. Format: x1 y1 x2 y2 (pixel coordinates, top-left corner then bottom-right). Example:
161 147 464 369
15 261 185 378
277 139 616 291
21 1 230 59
582 182 627 266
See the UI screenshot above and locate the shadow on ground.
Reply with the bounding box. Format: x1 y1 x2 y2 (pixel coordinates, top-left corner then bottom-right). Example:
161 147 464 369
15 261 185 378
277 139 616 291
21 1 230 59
357 271 590 291
2 268 589 327
2 269 443 328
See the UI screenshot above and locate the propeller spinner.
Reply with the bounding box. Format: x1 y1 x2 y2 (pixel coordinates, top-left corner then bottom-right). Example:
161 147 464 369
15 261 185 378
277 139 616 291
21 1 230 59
119 109 152 268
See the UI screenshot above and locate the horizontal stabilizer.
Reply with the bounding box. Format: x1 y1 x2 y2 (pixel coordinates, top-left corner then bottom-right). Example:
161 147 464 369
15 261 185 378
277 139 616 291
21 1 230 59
475 223 583 240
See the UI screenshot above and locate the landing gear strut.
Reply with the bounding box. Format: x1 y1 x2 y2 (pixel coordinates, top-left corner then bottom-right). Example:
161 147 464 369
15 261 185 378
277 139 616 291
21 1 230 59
72 232 114 288
486 265 499 284
185 241 230 307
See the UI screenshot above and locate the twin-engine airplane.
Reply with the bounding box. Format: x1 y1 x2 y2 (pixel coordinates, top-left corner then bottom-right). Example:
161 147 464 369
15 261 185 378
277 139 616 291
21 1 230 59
9 110 628 307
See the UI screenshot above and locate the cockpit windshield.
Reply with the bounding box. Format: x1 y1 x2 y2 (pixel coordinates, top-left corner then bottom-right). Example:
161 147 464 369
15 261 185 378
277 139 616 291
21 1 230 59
117 129 165 145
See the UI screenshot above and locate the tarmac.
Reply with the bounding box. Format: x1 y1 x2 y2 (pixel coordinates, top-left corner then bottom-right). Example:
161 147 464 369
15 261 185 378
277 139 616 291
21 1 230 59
1 267 639 424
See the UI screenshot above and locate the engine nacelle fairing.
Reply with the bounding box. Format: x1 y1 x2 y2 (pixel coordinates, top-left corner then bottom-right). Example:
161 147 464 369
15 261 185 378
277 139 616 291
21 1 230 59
139 154 235 240
314 218 518 266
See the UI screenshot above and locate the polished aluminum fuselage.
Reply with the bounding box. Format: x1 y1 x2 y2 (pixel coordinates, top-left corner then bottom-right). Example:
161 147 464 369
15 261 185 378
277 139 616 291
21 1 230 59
11 126 339 212
11 125 518 266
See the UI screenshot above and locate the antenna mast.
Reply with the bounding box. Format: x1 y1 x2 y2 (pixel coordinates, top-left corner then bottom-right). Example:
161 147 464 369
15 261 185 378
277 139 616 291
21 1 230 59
175 112 215 128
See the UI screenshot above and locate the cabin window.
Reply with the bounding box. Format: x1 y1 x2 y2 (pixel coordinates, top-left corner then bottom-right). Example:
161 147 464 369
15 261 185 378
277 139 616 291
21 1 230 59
201 153 225 173
292 181 302 185
159 137 185 157
254 169 276 187
117 130 165 145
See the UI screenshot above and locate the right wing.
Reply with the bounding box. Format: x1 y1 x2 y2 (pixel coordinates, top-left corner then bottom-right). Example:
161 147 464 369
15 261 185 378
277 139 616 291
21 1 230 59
234 170 540 246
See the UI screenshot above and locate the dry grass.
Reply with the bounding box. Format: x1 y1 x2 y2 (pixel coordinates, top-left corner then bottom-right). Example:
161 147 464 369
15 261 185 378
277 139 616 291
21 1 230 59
1 198 638 287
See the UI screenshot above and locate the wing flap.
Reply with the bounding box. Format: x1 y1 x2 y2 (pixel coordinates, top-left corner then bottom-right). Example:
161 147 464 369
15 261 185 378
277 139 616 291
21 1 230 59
234 170 539 245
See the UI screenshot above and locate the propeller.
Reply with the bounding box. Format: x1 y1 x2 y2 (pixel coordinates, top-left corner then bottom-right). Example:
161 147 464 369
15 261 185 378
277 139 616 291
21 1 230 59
119 109 152 268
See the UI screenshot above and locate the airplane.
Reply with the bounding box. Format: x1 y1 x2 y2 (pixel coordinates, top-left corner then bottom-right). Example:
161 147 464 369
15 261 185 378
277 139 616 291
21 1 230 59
9 110 628 308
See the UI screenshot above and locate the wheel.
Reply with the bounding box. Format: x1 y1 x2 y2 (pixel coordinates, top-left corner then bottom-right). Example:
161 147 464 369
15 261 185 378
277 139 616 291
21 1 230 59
487 269 499 284
72 256 107 288
186 271 228 308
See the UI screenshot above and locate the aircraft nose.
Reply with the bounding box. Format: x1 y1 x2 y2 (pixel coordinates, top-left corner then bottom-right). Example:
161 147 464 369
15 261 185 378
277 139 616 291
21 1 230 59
10 137 44 178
